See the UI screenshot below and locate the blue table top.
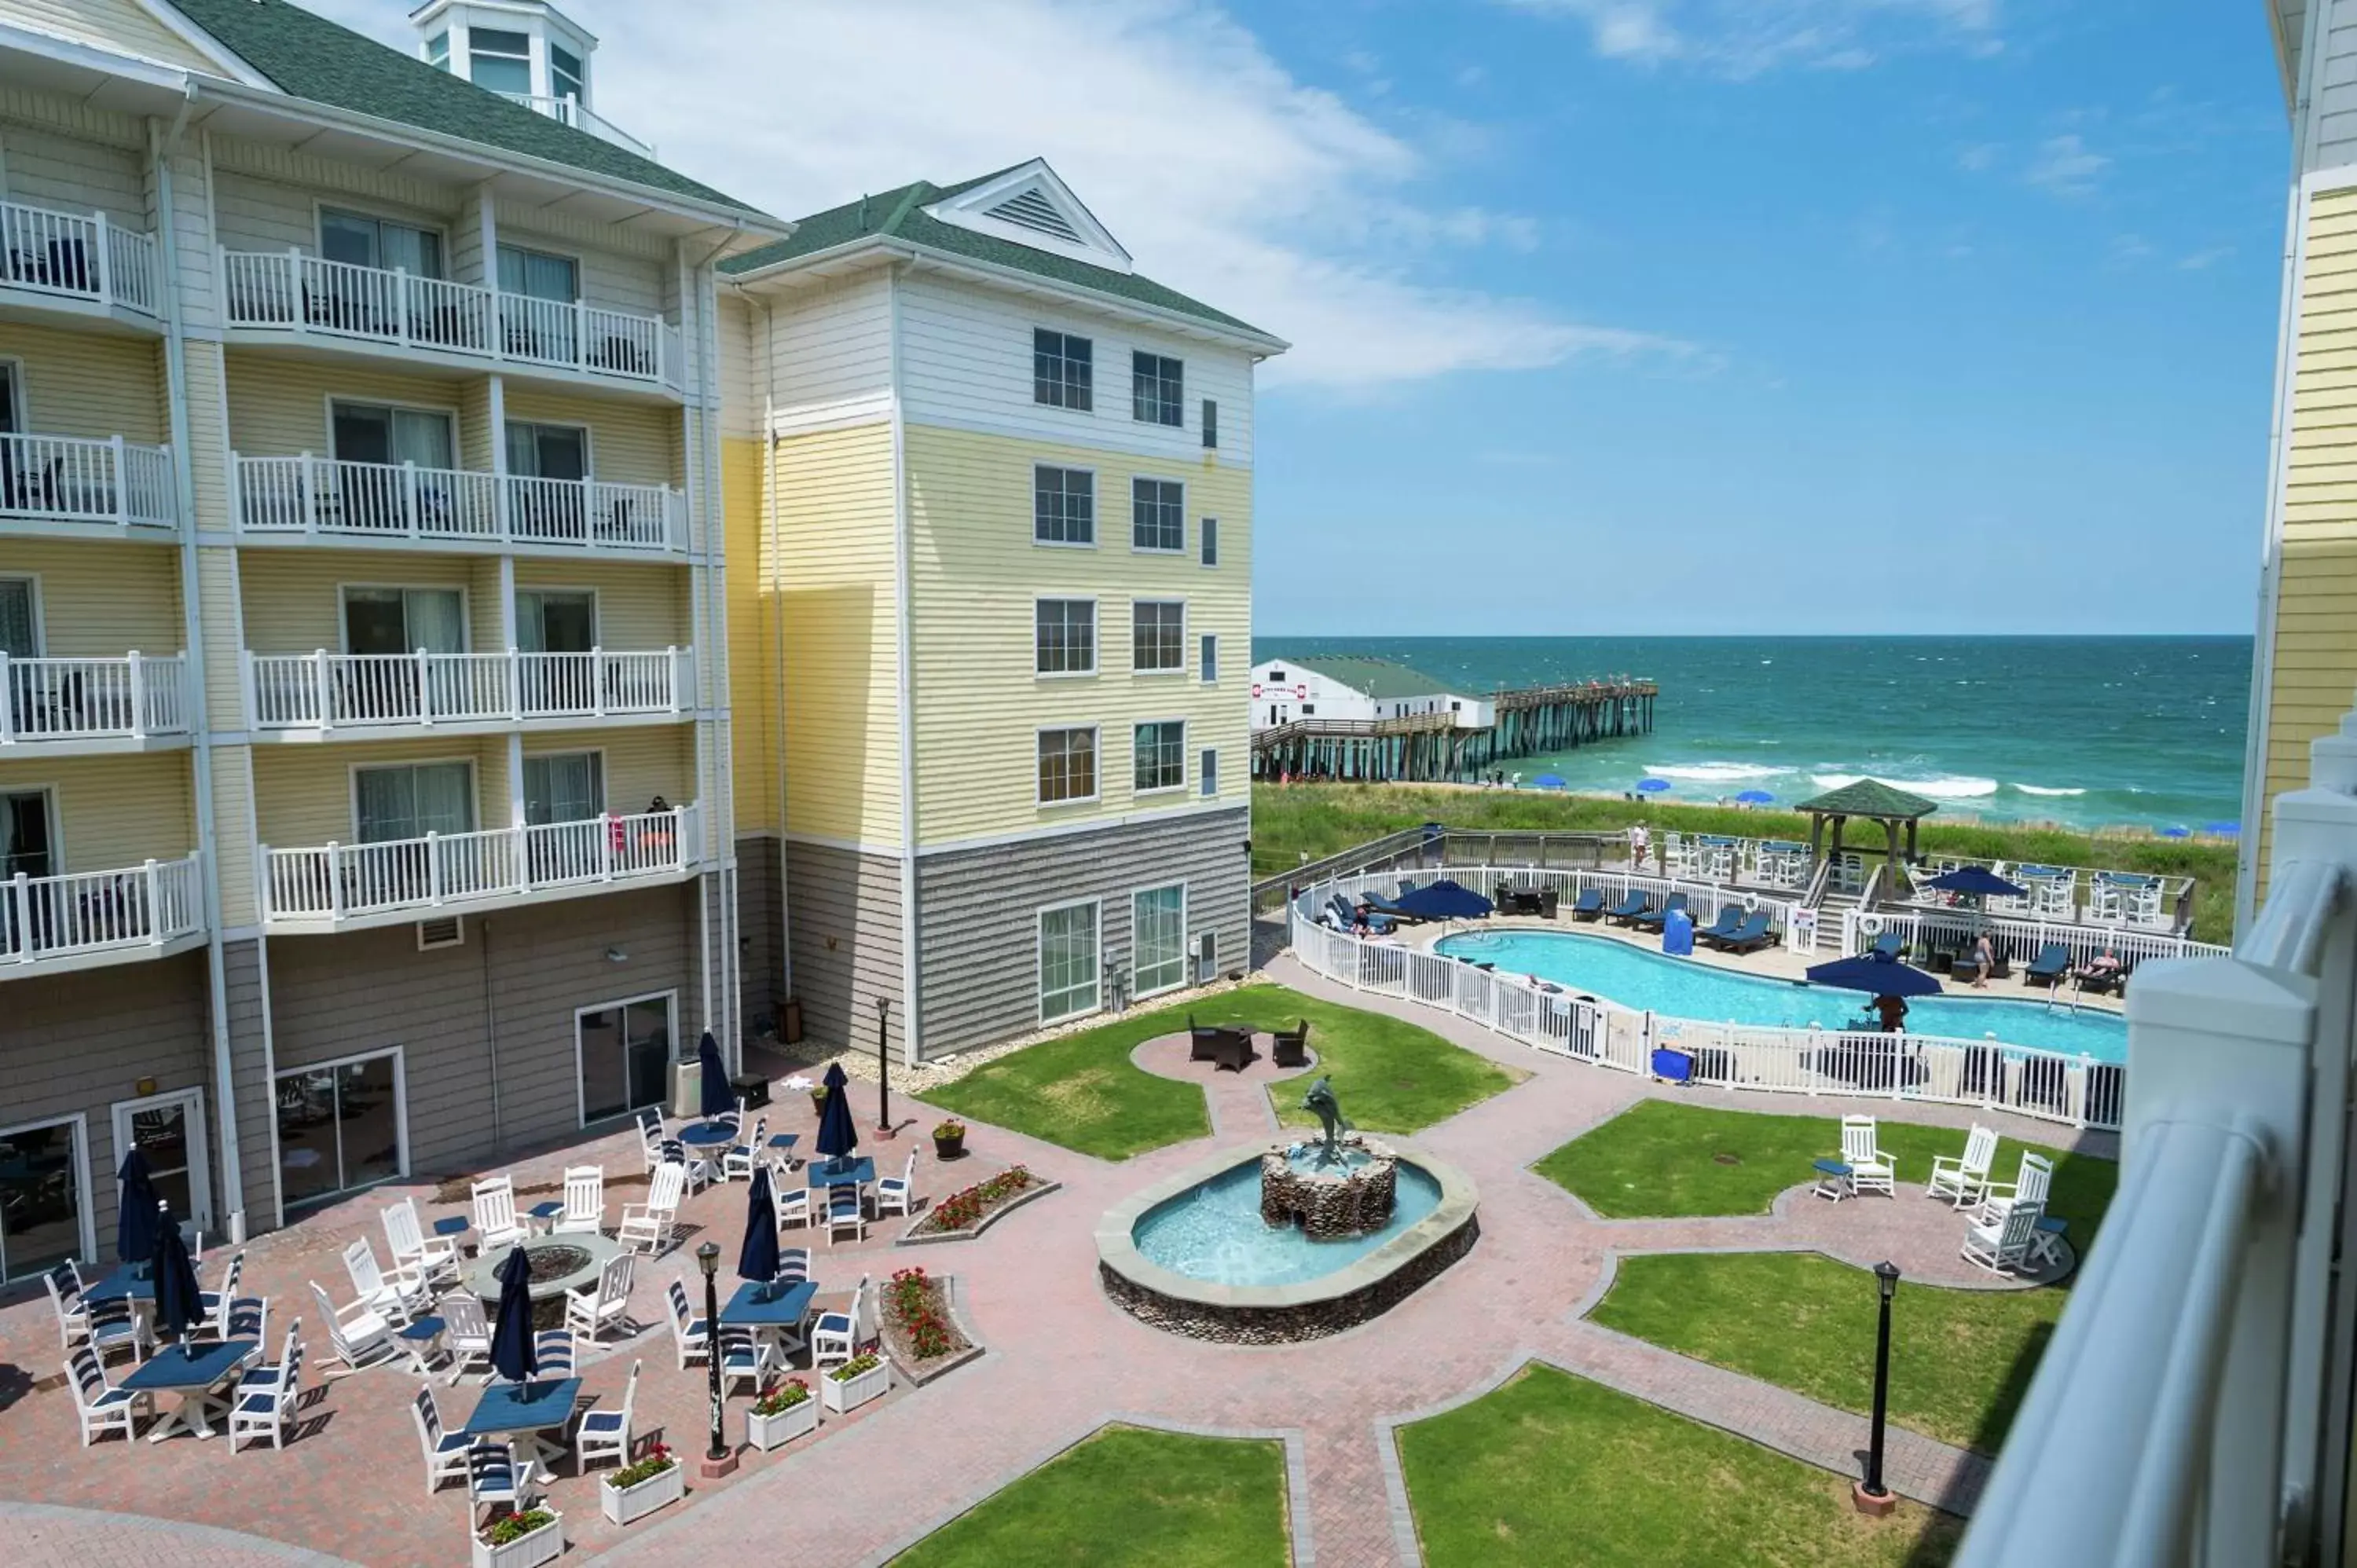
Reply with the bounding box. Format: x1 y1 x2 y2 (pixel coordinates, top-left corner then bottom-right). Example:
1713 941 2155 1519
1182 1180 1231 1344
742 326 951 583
806 1156 874 1189
463 1377 584 1437
1813 1159 1853 1175
526 1201 564 1220
720 1277 817 1328
2035 1214 2069 1233
82 1266 155 1306
431 1216 471 1236
123 1339 256 1392
678 1121 738 1146
398 1315 447 1341
766 1130 801 1149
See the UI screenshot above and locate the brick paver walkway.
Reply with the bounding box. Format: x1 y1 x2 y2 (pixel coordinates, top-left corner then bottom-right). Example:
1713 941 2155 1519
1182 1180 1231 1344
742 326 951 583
0 953 2113 1566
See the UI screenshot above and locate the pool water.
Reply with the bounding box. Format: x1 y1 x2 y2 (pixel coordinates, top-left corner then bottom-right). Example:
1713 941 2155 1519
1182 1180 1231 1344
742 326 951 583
1435 929 2128 1063
1132 1158 1444 1287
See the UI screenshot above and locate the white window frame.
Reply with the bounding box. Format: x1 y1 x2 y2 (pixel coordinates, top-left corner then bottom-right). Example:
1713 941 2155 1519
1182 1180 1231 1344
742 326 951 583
1036 724 1102 807
1133 716 1188 797
1199 632 1218 684
1032 595 1098 679
1200 747 1219 798
347 756 480 841
504 416 596 478
1032 462 1098 549
311 202 453 278
1131 881 1189 1000
273 1046 409 1210
573 988 679 1130
0 570 44 654
494 240 585 304
1131 350 1186 428
1131 599 1187 676
0 356 25 432
1 782 63 874
1200 516 1219 568
521 745 609 823
1036 897 1102 1024
513 584 603 650
0 1111 92 1284
335 581 474 654
1032 326 1094 413
1129 475 1186 555
110 1086 212 1237
322 393 462 462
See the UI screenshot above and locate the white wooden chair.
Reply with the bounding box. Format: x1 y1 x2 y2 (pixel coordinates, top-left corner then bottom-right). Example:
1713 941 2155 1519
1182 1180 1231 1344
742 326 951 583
64 1345 147 1445
210 1295 267 1350
873 1152 917 1219
770 1159 810 1231
233 1313 291 1397
307 1279 397 1375
618 1160 685 1255
576 1358 638 1474
1838 1116 1897 1196
810 1275 866 1370
229 1331 302 1453
1962 1203 2044 1276
383 1199 460 1287
718 1326 763 1394
1978 1151 2054 1222
438 1291 493 1383
531 1327 574 1379
1926 1125 2000 1209
721 1118 767 1184
564 1252 633 1343
45 1261 89 1350
775 1245 812 1284
412 1386 471 1493
342 1237 427 1326
471 1176 525 1253
554 1166 605 1236
190 1250 246 1341
666 1277 709 1369
84 1295 150 1367
825 1184 867 1246
466 1440 521 1519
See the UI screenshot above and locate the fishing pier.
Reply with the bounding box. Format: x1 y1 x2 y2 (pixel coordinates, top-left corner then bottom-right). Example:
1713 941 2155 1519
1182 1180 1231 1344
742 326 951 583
1251 678 1657 784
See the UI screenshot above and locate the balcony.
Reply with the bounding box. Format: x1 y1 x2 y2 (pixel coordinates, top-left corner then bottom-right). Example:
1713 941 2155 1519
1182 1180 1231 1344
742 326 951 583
2 855 205 977
231 455 687 559
243 647 695 738
0 432 179 537
2 654 190 751
0 199 161 323
497 93 656 159
260 804 699 932
218 249 683 395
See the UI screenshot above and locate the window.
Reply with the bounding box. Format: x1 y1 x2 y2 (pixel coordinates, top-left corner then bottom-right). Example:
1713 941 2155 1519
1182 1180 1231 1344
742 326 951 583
1267 668 1286 683
1135 720 1185 793
1200 748 1219 797
1035 599 1096 676
1034 466 1094 546
1132 351 1183 426
319 209 442 278
467 26 533 94
0 1117 83 1281
577 993 673 1127
1202 398 1218 449
354 762 474 843
1033 328 1093 411
1200 633 1218 683
276 1053 403 1211
1037 902 1101 1022
1133 885 1186 998
516 591 596 654
497 244 578 303
113 1090 211 1238
550 43 585 102
1300 705 1314 716
1038 727 1098 804
507 421 588 480
342 587 464 656
1133 600 1185 672
330 401 455 471
1200 517 1219 567
0 577 35 658
425 30 449 68
1131 478 1183 552
524 752 604 825
1 788 53 880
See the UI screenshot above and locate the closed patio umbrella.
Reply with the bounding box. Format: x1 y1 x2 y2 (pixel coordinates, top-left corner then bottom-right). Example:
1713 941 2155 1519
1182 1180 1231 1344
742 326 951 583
150 1210 203 1343
814 1061 860 1170
1392 878 1494 921
116 1148 161 1267
488 1244 537 1383
697 1030 733 1120
738 1163 779 1286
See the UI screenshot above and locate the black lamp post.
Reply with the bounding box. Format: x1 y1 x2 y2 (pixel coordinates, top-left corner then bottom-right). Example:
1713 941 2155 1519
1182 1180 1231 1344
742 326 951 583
1855 1260 1901 1515
695 1241 736 1476
874 994 894 1138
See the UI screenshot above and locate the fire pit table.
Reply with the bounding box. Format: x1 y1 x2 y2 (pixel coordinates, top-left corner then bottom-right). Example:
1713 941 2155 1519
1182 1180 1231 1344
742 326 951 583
461 1233 623 1331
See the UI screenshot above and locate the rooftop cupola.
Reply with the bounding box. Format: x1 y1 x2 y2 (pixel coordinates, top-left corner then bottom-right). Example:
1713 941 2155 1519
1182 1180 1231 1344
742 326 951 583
410 0 652 156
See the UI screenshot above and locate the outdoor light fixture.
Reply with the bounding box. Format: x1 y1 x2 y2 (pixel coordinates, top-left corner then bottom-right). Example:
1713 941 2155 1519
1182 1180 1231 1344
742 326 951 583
874 994 894 1138
1856 1260 1902 1514
695 1240 735 1475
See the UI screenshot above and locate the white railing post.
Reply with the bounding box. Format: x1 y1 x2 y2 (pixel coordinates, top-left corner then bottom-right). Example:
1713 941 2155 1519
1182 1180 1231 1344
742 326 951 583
668 646 682 714
416 647 433 725
141 858 159 945
92 211 111 305
126 651 146 740
591 647 607 717
402 459 419 532
0 650 11 744
288 247 306 335
7 871 28 962
107 434 126 524
573 298 587 369
508 646 524 721
312 648 332 731
300 452 320 535
394 265 409 346
426 831 442 907
325 843 343 922
599 814 614 882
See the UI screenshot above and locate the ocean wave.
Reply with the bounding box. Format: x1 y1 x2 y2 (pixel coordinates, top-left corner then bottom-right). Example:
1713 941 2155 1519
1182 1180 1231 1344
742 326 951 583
2011 783 2088 797
1809 772 2000 800
1640 762 1787 782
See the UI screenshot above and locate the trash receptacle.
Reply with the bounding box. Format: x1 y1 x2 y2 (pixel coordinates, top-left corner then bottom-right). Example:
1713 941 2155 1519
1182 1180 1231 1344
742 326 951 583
1650 1047 1694 1083
1662 907 1695 956
672 1058 702 1120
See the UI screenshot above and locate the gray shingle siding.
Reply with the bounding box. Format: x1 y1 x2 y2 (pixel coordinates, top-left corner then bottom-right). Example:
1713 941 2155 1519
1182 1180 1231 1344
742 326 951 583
783 841 903 1058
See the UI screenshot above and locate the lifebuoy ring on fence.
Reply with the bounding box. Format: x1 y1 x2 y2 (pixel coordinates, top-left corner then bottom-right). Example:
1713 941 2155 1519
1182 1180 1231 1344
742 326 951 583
1857 913 1885 936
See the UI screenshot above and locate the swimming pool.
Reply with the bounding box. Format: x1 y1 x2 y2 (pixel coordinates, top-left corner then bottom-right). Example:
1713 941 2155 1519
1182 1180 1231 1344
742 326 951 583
1433 929 2128 1063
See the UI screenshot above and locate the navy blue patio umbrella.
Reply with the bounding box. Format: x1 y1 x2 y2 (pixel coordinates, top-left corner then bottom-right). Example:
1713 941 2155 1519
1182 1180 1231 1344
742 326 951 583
1736 789 1775 804
1923 866 2027 900
149 1211 203 1343
116 1147 161 1267
1393 878 1494 921
488 1244 537 1383
738 1162 780 1287
1805 949 1945 998
697 1030 732 1119
814 1061 860 1170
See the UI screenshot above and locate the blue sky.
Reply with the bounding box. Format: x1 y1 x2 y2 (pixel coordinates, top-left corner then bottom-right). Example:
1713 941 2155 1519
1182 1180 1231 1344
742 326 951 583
317 0 2289 637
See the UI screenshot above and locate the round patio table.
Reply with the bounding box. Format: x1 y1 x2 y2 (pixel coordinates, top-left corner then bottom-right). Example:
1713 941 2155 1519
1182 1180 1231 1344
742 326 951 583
677 1121 737 1147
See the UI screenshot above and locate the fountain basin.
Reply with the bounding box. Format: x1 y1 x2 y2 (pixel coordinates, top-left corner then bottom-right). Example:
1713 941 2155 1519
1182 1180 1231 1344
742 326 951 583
1095 1138 1479 1343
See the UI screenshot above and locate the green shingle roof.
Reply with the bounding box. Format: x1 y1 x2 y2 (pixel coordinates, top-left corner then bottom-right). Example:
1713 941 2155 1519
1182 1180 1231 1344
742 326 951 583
1794 779 1941 820
1282 656 1462 702
165 0 762 214
717 171 1272 339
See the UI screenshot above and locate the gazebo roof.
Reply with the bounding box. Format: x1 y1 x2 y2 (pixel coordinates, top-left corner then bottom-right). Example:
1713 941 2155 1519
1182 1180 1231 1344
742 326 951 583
1794 779 1941 821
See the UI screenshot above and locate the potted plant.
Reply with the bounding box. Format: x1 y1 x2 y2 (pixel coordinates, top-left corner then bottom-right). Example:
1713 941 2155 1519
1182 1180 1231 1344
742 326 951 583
931 1119 966 1160
821 1350 890 1415
472 1508 563 1568
746 1376 818 1450
810 1083 830 1115
598 1442 684 1526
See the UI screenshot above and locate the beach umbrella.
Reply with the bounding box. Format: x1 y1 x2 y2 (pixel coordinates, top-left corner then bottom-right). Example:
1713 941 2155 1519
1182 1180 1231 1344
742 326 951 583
2205 821 2242 837
1534 773 1567 789
1637 778 1671 793
116 1148 161 1266
697 1029 732 1119
1393 878 1494 921
149 1209 203 1343
488 1244 537 1383
1805 949 1945 999
2160 826 2192 839
1735 789 1774 804
814 1061 860 1167
738 1162 780 1284
1923 866 2026 900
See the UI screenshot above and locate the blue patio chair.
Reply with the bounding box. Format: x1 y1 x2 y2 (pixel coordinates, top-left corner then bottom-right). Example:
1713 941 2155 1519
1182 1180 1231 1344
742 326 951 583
2023 943 2073 987
1604 891 1650 925
1631 892 1689 930
1568 888 1606 921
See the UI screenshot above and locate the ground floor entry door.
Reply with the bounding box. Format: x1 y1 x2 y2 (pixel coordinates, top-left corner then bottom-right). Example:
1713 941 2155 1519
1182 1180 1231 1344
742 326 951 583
112 1089 211 1243
577 992 674 1127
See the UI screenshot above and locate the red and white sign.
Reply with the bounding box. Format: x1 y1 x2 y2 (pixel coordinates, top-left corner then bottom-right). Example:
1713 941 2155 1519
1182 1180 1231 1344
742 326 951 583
1296 684 1308 699
1251 683 1263 698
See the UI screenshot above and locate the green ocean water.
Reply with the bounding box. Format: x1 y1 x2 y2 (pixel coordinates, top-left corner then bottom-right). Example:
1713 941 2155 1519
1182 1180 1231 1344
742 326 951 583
1248 636 2253 833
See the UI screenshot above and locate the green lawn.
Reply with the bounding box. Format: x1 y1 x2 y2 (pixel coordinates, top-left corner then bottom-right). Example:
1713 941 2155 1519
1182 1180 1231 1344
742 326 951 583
1398 1363 1963 1567
890 1424 1288 1568
1534 1100 2117 1237
924 983 1518 1160
1591 1252 2062 1453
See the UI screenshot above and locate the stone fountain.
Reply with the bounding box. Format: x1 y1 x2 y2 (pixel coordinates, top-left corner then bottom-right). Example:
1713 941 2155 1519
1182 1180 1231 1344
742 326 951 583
1260 1076 1399 1240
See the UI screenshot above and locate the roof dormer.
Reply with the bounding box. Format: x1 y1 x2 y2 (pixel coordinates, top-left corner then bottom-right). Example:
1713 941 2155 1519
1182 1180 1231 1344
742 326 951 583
411 0 653 156
923 160 1133 274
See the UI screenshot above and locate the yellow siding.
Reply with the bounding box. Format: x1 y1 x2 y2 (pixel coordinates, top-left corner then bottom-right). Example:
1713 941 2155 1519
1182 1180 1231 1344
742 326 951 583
211 746 257 926
528 725 695 819
195 548 242 723
903 423 1251 844
224 354 468 459
512 559 691 651
252 736 508 849
1 538 180 655
722 434 775 833
0 751 193 869
0 322 163 441
762 421 901 847
236 550 486 654
0 0 222 72
183 341 231 533
504 387 676 489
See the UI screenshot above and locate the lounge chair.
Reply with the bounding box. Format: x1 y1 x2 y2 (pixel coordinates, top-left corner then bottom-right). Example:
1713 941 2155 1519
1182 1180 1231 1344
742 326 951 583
1714 911 1775 954
1360 889 1418 923
2023 943 2072 988
1603 892 1650 925
1693 907 1745 946
1630 892 1688 931
1271 1020 1311 1069
2077 959 2130 997
1568 888 1606 921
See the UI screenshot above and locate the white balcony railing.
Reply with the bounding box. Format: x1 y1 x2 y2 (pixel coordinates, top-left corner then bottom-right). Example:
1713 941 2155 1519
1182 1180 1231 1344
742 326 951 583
0 198 160 316
1952 708 2357 1568
261 804 698 925
0 432 178 532
2 855 203 965
496 92 656 158
244 647 692 732
231 454 686 554
218 248 681 390
1 654 189 744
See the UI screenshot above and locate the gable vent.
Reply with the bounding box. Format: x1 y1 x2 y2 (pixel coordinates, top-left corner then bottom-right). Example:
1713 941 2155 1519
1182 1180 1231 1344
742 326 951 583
987 188 1083 244
416 915 464 951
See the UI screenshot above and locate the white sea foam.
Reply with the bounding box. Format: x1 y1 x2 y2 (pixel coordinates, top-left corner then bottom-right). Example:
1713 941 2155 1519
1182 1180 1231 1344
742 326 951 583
2012 783 2088 797
1809 772 1999 799
1640 762 1786 782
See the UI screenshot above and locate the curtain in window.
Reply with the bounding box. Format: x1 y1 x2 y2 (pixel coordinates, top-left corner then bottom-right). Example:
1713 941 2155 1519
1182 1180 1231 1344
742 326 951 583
392 410 454 470
355 767 416 843
524 752 603 825
402 589 465 654
0 581 34 658
497 246 578 302
413 763 474 835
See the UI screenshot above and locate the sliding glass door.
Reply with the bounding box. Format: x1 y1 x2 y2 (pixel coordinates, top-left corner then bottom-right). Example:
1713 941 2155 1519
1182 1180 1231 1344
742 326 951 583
577 992 673 1126
0 1116 86 1284
275 1053 404 1211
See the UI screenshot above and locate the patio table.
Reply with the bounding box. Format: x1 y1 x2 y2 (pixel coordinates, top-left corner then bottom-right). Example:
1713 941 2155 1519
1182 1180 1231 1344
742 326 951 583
397 1314 447 1376
720 1277 818 1367
1812 1158 1855 1202
2030 1215 2069 1271
123 1339 257 1442
678 1121 738 1148
806 1157 874 1190
431 1215 471 1239
462 1376 582 1482
81 1265 156 1306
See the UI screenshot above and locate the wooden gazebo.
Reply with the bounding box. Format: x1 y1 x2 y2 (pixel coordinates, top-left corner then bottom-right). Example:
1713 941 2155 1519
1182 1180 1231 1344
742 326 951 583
1794 779 1940 882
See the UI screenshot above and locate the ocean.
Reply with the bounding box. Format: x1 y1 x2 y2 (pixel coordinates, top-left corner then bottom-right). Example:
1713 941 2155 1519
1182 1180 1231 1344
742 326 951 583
1247 636 2253 833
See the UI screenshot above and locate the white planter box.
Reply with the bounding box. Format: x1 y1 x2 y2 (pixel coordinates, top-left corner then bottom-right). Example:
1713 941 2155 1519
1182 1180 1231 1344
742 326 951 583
472 1510 563 1568
746 1394 819 1451
820 1358 890 1414
599 1461 684 1526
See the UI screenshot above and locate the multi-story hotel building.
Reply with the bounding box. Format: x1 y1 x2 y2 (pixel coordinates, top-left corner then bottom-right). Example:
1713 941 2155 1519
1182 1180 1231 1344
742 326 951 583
717 164 1285 1060
0 0 779 1279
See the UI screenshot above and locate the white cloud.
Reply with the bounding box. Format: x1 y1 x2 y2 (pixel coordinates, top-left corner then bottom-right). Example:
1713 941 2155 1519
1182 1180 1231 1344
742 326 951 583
1955 141 1999 172
299 0 1685 390
2178 246 2234 271
2025 134 2109 196
1503 0 2000 77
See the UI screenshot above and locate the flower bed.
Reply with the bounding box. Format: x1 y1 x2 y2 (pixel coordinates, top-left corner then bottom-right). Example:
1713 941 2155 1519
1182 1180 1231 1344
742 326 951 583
902 1164 1056 1243
878 1266 985 1383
